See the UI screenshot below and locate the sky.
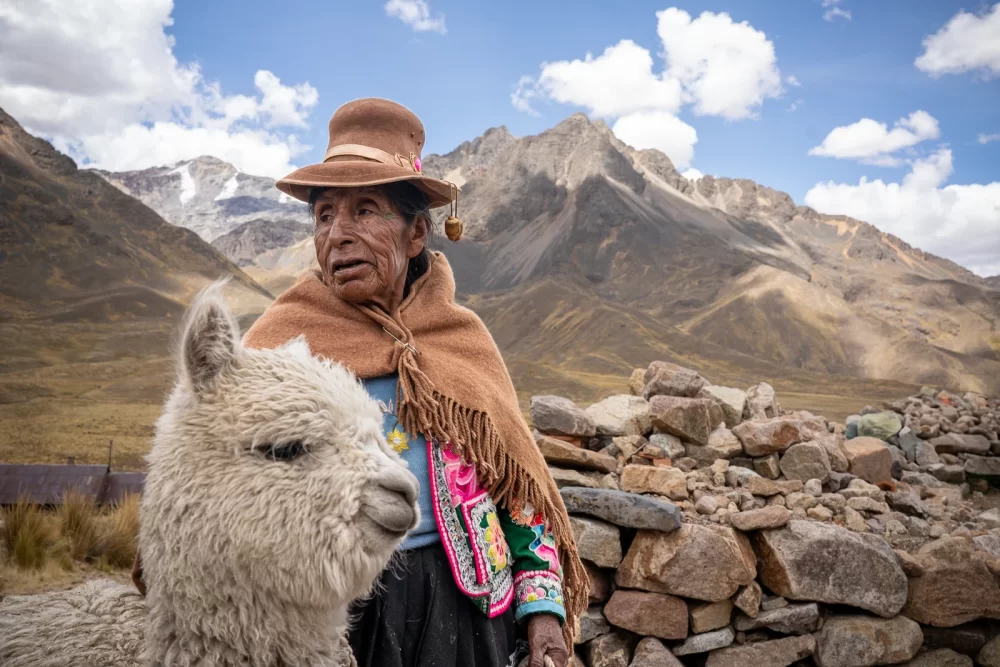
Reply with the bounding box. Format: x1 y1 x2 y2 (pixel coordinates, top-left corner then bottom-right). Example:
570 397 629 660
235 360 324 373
0 0 998 275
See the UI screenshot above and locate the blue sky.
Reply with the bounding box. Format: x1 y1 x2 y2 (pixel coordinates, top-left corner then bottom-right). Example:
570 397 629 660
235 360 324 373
0 0 997 273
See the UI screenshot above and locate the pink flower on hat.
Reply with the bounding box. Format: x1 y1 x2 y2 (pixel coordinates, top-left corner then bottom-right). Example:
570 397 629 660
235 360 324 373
414 156 422 173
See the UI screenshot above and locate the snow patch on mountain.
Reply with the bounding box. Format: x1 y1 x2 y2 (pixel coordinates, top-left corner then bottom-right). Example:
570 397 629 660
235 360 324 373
171 163 196 205
214 173 240 201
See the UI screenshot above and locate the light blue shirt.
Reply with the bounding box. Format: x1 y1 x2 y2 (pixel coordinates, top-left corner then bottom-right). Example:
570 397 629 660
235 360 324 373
361 375 440 550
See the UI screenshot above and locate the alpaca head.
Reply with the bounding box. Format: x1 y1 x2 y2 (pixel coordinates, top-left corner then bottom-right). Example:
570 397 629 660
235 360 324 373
139 283 420 619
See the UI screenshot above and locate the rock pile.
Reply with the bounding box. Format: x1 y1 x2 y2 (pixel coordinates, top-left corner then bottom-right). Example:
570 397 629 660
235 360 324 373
530 361 1000 667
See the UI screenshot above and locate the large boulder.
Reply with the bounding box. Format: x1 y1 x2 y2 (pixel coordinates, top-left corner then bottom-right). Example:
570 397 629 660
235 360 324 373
705 635 815 667
697 386 748 428
603 589 688 640
648 396 722 447
754 520 908 617
732 418 812 457
570 516 622 569
745 382 779 419
642 362 709 399
857 412 903 441
587 395 652 437
817 434 851 473
560 487 682 532
779 441 832 482
843 437 893 485
815 615 922 667
617 525 756 601
620 465 688 501
530 395 596 437
902 537 1000 627
537 435 618 473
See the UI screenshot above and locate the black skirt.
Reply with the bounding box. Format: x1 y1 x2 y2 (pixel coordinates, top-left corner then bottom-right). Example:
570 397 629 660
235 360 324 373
348 543 525 667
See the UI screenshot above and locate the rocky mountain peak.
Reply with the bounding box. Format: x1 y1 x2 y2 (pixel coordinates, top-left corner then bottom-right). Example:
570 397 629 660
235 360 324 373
0 107 77 177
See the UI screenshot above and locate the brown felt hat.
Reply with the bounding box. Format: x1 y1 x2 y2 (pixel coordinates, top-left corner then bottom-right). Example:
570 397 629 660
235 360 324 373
276 98 457 209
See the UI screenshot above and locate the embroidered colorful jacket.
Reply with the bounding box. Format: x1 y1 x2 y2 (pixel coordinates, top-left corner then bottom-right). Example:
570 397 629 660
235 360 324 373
428 442 566 622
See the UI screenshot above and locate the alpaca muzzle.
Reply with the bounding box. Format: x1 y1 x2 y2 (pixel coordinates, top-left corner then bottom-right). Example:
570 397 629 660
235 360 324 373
363 465 420 535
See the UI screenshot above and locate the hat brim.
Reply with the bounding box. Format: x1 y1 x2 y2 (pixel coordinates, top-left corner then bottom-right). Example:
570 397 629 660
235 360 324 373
276 161 456 208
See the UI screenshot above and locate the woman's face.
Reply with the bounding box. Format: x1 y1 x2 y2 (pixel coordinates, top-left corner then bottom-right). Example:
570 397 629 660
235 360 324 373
313 186 428 312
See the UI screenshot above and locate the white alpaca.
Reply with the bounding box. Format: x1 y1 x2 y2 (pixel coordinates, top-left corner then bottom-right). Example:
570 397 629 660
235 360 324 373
0 284 420 667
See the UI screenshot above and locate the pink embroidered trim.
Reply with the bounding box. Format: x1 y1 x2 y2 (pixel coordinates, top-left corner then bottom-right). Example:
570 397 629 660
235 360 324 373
514 569 562 585
489 582 514 617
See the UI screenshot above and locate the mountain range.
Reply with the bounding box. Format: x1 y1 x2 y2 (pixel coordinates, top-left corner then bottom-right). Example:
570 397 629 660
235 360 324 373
3 105 997 435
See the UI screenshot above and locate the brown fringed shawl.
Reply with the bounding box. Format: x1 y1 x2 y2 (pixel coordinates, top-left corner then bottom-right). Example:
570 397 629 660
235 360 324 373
242 252 587 645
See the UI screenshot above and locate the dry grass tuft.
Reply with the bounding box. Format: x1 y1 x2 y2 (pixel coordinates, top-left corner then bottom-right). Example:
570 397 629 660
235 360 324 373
58 489 100 561
97 493 140 569
3 497 55 569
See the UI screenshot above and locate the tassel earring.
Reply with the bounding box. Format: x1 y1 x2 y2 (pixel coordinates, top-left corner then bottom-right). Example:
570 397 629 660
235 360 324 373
444 182 464 242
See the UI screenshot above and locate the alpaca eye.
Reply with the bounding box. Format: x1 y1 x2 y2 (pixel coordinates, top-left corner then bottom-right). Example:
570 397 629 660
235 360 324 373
260 441 307 461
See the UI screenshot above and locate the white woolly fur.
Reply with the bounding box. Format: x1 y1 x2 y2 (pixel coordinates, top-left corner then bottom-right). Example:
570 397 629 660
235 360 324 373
0 282 419 667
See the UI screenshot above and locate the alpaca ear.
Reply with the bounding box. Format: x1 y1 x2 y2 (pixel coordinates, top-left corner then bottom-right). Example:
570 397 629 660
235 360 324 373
180 280 240 393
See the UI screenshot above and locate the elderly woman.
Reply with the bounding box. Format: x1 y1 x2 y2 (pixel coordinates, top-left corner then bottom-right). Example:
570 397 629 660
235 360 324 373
242 99 588 667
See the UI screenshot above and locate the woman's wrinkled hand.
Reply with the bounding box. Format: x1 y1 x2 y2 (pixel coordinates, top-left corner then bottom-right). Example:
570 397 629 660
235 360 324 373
527 613 567 667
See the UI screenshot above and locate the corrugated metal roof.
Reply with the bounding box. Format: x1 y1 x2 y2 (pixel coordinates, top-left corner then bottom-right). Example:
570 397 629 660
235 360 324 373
0 464 109 505
103 472 146 504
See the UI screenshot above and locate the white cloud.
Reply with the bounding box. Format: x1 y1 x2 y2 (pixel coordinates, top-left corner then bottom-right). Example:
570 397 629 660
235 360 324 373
786 75 802 87
822 0 852 21
612 111 698 169
915 3 1000 77
682 168 704 181
384 0 446 35
532 40 683 118
657 8 783 120
0 0 317 178
788 99 804 112
808 110 940 165
979 132 1000 145
511 8 782 167
805 148 1000 277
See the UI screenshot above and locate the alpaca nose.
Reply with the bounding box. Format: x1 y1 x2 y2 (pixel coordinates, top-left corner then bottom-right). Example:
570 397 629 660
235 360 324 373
363 465 420 534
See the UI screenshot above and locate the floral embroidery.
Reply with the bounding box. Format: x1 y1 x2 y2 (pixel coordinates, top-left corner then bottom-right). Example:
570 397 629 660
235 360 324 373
484 511 509 572
527 514 560 571
387 427 409 454
515 571 564 608
441 445 478 506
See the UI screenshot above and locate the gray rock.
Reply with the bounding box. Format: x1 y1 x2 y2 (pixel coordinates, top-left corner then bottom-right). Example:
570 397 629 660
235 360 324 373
531 395 597 437
648 433 686 460
578 606 612 644
923 622 993 656
779 441 832 482
915 442 942 466
629 637 683 667
932 434 991 455
642 361 710 399
587 395 653 437
815 615 922 667
965 455 1000 480
886 491 927 517
697 386 748 428
760 595 789 611
733 581 761 618
979 636 1000 667
745 382 779 420
733 603 819 635
902 537 1000 627
570 516 623 568
649 396 722 447
560 487 682 532
827 471 855 490
818 434 851 473
729 505 790 531
687 425 744 464
898 429 923 462
673 627 736 656
901 649 973 667
754 520 908 617
549 466 602 489
857 411 903 440
929 463 966 484
586 631 635 667
705 635 816 667
753 454 781 479
537 435 618 473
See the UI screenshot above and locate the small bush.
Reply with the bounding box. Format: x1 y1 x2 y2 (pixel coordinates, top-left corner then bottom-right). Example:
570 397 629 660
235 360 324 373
3 498 53 570
97 493 140 568
58 490 99 561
